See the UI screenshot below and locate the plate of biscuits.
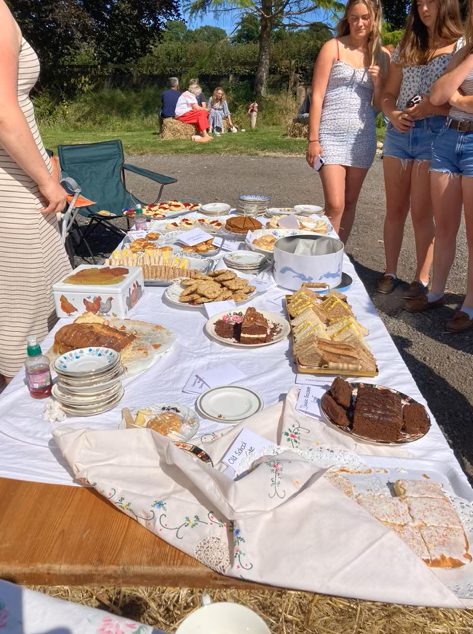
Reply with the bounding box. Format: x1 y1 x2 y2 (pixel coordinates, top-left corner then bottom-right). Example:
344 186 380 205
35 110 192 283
320 377 431 445
164 270 257 308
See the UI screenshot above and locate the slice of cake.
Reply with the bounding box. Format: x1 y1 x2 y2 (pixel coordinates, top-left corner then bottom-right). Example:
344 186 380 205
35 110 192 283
393 480 446 499
405 496 463 529
391 524 431 563
352 385 403 442
329 376 353 408
402 402 430 436
321 393 351 427
420 525 471 568
239 307 270 344
356 493 412 525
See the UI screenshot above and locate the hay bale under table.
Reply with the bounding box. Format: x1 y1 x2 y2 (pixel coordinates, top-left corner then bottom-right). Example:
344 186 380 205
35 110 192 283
287 121 309 139
161 118 195 140
31 585 473 633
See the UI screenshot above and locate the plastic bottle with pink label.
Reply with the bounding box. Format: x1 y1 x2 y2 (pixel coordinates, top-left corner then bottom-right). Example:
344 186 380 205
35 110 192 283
25 336 52 399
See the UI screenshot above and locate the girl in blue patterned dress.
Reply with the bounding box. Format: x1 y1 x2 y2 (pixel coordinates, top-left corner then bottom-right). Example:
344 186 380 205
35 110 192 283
306 0 389 243
378 0 463 299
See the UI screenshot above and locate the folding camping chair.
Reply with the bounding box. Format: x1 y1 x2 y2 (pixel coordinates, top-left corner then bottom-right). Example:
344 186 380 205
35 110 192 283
57 139 177 255
59 176 97 264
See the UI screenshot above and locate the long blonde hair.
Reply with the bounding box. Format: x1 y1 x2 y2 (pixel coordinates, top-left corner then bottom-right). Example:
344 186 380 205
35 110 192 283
397 0 463 66
336 0 383 66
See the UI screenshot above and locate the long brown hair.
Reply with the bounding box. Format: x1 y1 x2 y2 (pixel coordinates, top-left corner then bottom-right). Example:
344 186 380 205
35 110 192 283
464 0 473 53
212 86 226 103
336 0 384 66
397 0 463 66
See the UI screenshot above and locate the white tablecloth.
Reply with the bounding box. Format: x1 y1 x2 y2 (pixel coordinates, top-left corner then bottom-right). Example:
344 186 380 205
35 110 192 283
0 254 470 495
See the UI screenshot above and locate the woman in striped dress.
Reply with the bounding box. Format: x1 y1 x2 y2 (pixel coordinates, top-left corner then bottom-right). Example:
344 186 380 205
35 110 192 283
0 0 71 382
409 1 473 332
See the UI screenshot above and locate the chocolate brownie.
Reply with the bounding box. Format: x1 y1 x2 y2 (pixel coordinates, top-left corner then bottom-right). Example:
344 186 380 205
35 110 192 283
402 402 430 436
321 393 351 427
330 377 353 408
352 385 403 442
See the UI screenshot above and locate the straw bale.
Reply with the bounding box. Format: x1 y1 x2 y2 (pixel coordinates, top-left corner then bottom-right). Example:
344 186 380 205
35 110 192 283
287 121 309 139
161 118 195 140
31 585 473 633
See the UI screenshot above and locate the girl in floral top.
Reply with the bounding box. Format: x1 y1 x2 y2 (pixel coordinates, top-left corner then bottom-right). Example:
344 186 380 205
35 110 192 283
378 0 463 300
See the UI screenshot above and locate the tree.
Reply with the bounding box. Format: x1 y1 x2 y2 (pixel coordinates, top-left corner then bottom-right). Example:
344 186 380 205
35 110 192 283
188 0 341 100
382 0 409 30
190 25 228 42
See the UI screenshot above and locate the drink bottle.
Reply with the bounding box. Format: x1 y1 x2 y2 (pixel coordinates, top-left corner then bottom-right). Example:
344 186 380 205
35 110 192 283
25 336 52 399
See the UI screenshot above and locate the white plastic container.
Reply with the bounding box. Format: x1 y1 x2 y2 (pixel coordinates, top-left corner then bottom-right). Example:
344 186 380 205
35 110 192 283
52 265 144 319
273 234 344 290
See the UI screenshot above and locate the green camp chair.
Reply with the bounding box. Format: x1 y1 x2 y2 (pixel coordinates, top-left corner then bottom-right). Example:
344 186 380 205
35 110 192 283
57 139 177 253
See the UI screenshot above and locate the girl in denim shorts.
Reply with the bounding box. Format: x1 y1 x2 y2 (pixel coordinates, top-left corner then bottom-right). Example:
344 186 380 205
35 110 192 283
407 4 473 332
378 0 463 300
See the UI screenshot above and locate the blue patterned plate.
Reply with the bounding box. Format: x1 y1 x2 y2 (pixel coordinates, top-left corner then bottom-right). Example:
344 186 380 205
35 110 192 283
54 347 120 376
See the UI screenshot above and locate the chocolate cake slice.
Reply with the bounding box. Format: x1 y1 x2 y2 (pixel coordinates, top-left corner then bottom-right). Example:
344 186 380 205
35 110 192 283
240 307 269 344
329 377 353 408
402 402 430 436
321 393 351 427
352 385 403 442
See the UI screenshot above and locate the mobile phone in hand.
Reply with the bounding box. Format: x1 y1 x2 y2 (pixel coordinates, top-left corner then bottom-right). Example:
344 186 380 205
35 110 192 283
406 94 422 108
314 155 325 172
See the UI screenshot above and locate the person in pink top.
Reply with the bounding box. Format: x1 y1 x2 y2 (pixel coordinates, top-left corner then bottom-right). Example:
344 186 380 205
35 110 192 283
175 81 212 143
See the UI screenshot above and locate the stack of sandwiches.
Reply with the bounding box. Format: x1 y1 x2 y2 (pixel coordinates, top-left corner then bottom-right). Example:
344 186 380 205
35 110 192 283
286 287 377 376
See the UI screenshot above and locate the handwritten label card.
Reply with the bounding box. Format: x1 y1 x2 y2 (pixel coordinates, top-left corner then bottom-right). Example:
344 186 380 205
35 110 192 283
295 385 322 418
126 230 148 242
220 428 278 478
212 236 224 248
278 214 299 229
177 228 212 246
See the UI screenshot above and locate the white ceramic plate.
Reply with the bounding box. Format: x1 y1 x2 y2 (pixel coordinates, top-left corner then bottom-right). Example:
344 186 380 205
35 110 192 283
164 280 257 309
265 207 294 217
59 386 124 416
200 202 232 216
127 402 199 441
293 204 324 216
52 381 122 405
223 251 268 269
266 215 329 233
205 309 290 348
196 386 264 422
246 229 316 254
56 364 125 390
54 347 119 376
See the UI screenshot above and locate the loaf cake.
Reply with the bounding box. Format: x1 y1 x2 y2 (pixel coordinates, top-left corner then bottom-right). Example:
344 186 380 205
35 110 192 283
53 322 135 354
320 392 351 427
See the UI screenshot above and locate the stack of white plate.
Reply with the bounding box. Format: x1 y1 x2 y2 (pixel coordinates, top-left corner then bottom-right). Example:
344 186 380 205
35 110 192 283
238 194 271 216
52 347 124 416
223 250 269 273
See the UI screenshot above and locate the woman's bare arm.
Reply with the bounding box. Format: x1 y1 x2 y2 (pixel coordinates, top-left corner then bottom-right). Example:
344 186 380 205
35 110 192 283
430 48 473 106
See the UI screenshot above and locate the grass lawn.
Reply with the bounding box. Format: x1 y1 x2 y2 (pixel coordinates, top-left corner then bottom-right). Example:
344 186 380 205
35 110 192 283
41 125 308 156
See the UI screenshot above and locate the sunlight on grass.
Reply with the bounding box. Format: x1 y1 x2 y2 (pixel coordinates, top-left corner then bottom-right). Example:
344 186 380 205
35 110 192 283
41 125 308 156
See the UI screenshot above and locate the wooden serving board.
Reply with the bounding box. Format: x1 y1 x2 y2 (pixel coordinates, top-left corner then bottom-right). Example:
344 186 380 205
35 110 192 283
284 296 379 378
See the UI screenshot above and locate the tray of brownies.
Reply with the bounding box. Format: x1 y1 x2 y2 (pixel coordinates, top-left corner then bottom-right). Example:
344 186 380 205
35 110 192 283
320 377 431 445
285 287 378 377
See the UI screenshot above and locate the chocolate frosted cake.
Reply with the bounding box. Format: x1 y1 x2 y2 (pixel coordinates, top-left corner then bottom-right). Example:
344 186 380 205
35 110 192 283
352 385 403 442
214 314 243 341
402 402 430 435
240 307 270 344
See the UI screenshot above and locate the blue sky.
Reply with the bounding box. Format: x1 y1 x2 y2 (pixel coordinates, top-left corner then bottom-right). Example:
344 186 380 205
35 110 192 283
186 6 338 34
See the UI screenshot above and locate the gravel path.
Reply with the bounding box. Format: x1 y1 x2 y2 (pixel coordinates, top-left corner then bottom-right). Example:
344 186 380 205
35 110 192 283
83 153 473 481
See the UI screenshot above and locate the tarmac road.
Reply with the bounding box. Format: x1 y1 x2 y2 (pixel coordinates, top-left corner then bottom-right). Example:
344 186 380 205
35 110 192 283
96 152 473 481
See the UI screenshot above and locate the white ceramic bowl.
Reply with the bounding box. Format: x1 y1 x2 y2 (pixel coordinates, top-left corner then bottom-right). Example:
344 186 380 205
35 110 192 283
200 202 231 215
176 602 270 634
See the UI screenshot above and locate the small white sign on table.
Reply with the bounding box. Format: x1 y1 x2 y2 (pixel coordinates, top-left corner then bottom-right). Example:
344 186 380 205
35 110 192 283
177 228 212 246
220 428 279 479
295 385 323 419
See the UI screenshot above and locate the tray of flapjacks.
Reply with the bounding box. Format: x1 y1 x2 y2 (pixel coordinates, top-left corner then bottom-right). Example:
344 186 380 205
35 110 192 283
285 287 378 377
48 312 175 375
105 249 212 286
